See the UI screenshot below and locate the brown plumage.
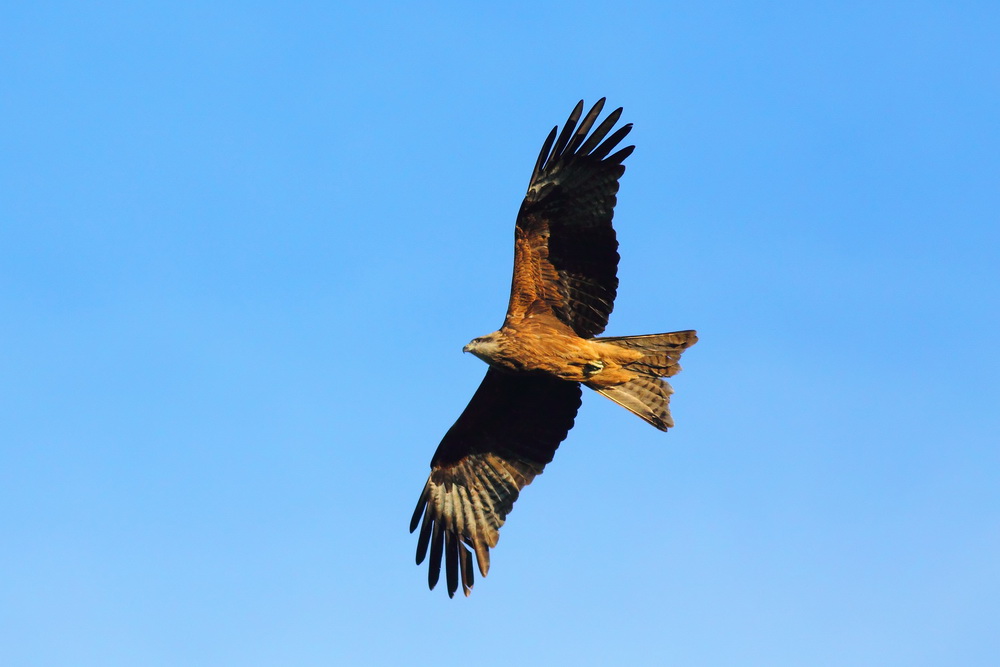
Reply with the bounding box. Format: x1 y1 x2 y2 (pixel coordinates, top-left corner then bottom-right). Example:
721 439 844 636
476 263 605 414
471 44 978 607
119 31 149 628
410 99 698 597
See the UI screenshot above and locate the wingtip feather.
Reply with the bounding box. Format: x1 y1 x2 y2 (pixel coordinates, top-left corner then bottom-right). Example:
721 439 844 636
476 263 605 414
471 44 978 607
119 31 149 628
591 123 634 160
549 100 585 161
415 512 433 565
459 542 475 595
427 522 444 590
409 485 428 533
445 532 459 597
578 107 624 156
531 126 558 183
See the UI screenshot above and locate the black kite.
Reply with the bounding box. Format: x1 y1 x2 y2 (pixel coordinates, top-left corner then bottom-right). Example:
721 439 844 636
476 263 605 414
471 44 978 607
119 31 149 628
410 99 697 597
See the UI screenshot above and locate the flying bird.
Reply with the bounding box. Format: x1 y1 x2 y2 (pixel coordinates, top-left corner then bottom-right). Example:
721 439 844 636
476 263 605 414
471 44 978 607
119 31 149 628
410 99 697 597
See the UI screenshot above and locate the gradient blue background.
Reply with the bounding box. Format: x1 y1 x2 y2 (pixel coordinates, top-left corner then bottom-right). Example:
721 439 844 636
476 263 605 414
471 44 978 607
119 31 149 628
2 3 998 665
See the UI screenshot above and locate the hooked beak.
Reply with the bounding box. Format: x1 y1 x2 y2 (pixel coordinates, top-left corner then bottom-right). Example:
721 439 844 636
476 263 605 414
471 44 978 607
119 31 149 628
462 343 472 353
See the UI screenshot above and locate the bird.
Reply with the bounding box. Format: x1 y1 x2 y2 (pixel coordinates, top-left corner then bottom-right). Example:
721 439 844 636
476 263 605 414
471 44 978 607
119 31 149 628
409 99 697 597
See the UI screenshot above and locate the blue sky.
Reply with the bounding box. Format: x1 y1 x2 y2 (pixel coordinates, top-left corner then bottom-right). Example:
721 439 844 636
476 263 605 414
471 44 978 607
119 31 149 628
2 2 998 665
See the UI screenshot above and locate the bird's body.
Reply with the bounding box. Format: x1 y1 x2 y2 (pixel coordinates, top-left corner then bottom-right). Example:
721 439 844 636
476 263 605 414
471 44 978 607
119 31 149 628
410 99 697 597
466 322 658 387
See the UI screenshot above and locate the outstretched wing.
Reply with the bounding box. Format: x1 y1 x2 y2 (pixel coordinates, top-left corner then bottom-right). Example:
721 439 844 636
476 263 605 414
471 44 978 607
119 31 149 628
410 369 581 597
505 99 634 338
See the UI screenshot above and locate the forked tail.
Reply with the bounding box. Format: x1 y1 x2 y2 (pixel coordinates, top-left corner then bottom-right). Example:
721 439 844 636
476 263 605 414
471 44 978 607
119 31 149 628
590 330 697 431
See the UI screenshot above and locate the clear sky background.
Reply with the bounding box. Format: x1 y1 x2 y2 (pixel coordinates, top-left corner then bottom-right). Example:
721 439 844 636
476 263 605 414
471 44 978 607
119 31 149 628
2 3 998 666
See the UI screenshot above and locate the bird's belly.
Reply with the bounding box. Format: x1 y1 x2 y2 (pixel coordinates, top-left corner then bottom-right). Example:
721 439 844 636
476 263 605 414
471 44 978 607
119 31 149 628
493 334 635 385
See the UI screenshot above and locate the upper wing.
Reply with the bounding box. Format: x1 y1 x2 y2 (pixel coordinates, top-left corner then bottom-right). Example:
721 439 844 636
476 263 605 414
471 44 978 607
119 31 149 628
410 369 582 597
505 99 635 338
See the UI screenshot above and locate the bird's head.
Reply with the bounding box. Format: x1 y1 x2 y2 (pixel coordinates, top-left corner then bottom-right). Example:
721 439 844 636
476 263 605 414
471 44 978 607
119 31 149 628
463 332 503 364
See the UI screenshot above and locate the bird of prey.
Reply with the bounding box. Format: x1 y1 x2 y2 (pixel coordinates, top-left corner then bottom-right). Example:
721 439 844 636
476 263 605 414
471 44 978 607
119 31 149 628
410 99 697 597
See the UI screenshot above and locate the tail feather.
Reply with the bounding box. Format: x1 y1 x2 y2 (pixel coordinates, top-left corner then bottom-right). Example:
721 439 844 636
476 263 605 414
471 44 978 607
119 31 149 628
594 376 675 431
590 330 697 430
597 330 697 377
